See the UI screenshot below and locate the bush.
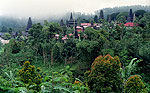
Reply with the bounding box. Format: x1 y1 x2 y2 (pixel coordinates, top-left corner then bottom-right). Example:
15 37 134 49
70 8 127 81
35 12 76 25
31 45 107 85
85 54 122 92
125 75 147 93
101 49 114 56
19 61 42 91
2 33 11 40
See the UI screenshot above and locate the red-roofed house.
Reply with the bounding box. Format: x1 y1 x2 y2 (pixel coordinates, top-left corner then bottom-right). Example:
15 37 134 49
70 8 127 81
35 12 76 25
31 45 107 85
81 23 91 26
68 33 73 36
76 26 84 32
80 23 102 30
81 23 91 29
62 36 68 40
124 22 138 27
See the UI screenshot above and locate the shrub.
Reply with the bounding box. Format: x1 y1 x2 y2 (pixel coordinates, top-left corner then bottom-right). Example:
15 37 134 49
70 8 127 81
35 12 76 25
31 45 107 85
18 61 42 91
125 75 147 93
85 54 122 92
101 49 114 56
41 66 89 93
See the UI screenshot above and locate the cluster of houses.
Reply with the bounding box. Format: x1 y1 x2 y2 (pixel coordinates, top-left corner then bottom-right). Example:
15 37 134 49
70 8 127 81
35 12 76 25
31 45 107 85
0 9 138 43
60 9 138 40
65 9 137 30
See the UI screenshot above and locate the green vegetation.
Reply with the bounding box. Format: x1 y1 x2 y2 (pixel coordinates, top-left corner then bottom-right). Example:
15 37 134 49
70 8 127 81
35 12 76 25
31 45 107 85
0 8 150 93
85 55 122 92
19 61 42 91
125 75 147 93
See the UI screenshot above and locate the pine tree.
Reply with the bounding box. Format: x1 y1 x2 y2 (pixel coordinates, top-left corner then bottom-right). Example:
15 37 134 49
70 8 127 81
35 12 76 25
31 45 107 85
107 15 111 23
94 15 98 23
60 19 65 26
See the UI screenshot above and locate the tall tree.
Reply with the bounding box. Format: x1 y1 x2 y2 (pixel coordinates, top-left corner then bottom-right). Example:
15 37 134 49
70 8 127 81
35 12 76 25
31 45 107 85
94 15 98 23
1 26 8 32
117 12 128 23
107 15 112 23
28 23 42 63
134 10 146 17
60 19 65 26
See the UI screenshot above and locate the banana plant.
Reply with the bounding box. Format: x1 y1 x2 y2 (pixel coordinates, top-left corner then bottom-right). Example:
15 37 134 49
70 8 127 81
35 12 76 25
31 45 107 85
4 71 15 82
120 58 142 82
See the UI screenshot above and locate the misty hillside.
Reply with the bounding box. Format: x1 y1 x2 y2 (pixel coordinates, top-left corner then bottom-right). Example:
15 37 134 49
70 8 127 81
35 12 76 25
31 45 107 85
0 5 150 28
0 0 150 92
95 5 150 18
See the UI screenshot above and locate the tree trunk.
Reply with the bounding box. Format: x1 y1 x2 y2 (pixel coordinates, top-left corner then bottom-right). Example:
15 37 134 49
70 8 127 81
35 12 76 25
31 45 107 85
51 50 53 65
65 57 67 65
120 30 124 40
43 49 46 65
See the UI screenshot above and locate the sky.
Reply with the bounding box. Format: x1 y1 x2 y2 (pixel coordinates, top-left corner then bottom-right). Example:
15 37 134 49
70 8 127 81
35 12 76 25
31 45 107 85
0 0 150 18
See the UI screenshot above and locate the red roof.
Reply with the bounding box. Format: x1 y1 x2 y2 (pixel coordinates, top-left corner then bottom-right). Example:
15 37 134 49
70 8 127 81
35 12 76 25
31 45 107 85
81 23 91 26
62 36 68 40
76 26 82 29
68 33 73 36
77 29 83 32
76 26 83 32
124 22 138 27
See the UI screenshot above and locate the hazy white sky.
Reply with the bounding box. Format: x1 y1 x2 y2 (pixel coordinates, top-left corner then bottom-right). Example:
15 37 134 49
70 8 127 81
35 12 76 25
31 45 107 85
0 0 150 18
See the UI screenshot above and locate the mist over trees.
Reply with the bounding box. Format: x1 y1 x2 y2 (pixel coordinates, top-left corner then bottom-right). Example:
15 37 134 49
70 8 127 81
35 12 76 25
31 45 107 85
0 4 150 92
95 5 150 18
0 5 150 29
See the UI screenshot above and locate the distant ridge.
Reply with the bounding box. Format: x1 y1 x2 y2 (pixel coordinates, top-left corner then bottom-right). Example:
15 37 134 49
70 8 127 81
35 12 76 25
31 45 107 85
95 5 150 18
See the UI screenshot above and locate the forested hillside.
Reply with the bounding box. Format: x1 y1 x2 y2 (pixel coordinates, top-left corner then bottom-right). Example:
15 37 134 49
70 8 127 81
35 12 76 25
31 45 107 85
0 5 150 92
95 5 150 18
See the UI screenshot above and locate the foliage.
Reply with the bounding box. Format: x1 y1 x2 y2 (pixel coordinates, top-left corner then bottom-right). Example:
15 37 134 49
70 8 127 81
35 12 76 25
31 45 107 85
94 15 98 23
101 48 114 56
0 41 3 54
19 61 42 91
121 58 142 82
125 75 147 93
116 12 128 23
1 26 8 32
0 39 34 65
2 33 11 40
85 54 122 92
139 13 150 29
0 68 26 93
40 65 89 93
0 9 150 92
134 10 146 17
77 40 99 63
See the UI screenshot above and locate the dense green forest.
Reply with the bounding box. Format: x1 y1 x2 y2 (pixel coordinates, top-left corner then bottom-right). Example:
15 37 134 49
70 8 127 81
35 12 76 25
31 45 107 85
0 6 150 93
